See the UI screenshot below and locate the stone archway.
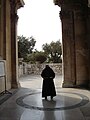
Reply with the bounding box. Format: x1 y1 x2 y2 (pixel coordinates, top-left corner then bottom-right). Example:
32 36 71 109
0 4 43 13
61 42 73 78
17 0 90 88
0 0 90 93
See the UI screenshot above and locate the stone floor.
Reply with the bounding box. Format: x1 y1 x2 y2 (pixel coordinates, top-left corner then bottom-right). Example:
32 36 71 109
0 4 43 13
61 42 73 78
0 75 90 120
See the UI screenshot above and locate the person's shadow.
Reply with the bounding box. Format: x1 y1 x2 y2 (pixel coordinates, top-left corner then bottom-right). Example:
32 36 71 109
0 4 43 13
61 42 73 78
42 99 56 120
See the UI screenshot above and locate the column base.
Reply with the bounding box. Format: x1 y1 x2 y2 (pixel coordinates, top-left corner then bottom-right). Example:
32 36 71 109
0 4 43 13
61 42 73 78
62 82 75 88
11 81 20 88
62 81 89 88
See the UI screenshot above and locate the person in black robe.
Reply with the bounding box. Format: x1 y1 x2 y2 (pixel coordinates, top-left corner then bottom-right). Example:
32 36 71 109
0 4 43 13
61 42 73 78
41 65 56 100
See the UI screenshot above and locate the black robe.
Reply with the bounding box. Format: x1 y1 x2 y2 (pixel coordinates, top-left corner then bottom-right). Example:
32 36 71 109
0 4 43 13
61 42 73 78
41 66 56 97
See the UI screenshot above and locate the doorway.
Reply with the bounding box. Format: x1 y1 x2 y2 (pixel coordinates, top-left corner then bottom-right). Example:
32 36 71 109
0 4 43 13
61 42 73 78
17 0 63 89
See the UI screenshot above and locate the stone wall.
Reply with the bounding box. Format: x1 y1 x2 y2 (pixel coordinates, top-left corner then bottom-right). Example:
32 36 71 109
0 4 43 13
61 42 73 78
18 63 62 77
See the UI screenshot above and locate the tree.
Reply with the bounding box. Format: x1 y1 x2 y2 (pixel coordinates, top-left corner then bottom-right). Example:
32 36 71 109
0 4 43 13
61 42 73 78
18 35 36 61
42 40 62 63
28 51 47 63
35 52 47 63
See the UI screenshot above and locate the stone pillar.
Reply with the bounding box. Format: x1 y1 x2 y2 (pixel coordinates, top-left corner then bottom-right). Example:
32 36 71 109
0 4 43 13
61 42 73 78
87 8 90 87
9 0 24 88
54 0 89 88
62 4 89 87
60 9 77 87
0 1 1 56
0 0 5 92
10 0 19 88
0 0 7 59
0 0 5 58
74 8 89 87
0 0 5 57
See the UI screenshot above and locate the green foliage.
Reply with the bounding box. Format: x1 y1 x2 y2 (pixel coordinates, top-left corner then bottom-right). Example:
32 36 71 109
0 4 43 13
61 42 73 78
35 52 47 63
28 51 47 63
18 35 36 61
18 36 62 63
42 40 62 63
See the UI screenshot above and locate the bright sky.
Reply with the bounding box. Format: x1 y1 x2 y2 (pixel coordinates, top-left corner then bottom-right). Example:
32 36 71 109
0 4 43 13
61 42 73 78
17 0 62 51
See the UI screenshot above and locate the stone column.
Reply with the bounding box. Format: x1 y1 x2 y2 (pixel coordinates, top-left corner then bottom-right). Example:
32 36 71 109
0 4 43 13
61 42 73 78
54 0 89 88
0 0 7 59
61 2 89 88
0 0 5 58
87 7 90 87
60 9 77 87
74 8 89 87
10 0 19 88
0 1 1 56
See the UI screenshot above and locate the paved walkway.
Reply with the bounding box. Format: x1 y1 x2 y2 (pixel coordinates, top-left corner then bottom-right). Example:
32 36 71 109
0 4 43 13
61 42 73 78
0 75 90 120
19 74 63 89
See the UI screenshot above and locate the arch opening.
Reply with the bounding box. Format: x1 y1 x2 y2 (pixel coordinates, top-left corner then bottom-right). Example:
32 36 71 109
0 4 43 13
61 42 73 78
17 0 63 89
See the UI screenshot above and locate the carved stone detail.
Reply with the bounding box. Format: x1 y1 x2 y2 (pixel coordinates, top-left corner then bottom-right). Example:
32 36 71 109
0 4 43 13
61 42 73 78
60 10 74 21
